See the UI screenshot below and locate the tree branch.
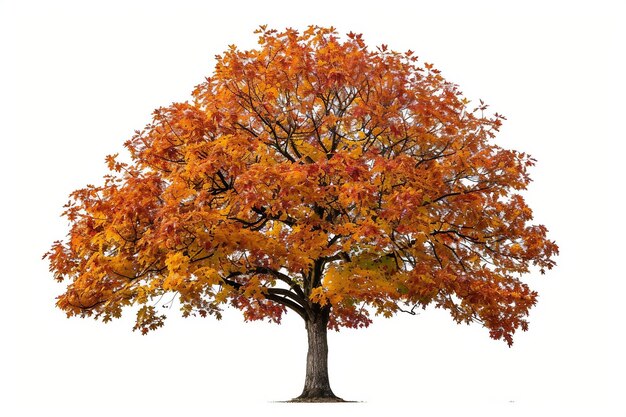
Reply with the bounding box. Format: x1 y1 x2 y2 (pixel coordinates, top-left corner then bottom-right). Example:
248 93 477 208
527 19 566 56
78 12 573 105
266 289 307 320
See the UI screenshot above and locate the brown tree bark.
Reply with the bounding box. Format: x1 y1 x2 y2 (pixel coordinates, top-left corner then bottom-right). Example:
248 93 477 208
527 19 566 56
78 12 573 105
292 306 344 402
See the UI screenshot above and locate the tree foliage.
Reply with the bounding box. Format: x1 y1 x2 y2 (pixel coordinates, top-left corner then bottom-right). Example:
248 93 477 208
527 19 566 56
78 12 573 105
45 26 557 346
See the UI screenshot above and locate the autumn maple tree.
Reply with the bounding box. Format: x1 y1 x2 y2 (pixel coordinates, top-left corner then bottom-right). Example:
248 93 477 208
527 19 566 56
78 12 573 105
46 26 558 401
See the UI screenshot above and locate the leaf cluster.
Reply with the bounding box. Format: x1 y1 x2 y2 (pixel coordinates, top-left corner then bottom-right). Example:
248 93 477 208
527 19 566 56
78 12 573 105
45 26 558 345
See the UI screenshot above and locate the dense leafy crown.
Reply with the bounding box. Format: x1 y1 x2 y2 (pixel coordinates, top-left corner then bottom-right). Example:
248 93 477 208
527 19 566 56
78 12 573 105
46 26 557 345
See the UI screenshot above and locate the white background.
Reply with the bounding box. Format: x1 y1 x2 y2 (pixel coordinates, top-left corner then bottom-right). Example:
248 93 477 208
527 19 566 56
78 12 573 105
2 1 624 415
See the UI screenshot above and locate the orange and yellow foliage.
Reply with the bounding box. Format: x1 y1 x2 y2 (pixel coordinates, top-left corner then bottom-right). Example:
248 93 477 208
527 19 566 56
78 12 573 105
45 26 557 345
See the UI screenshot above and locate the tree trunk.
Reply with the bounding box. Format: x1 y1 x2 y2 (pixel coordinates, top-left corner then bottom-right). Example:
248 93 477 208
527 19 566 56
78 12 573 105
292 308 343 402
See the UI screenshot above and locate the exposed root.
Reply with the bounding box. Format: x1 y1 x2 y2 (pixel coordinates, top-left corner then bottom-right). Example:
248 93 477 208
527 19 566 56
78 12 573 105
287 396 346 403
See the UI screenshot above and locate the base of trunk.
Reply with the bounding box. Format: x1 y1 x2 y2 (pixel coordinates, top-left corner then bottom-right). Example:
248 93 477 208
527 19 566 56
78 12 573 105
288 395 346 403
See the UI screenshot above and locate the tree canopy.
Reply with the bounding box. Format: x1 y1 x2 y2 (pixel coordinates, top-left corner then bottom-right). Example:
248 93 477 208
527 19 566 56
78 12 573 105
46 25 558 347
